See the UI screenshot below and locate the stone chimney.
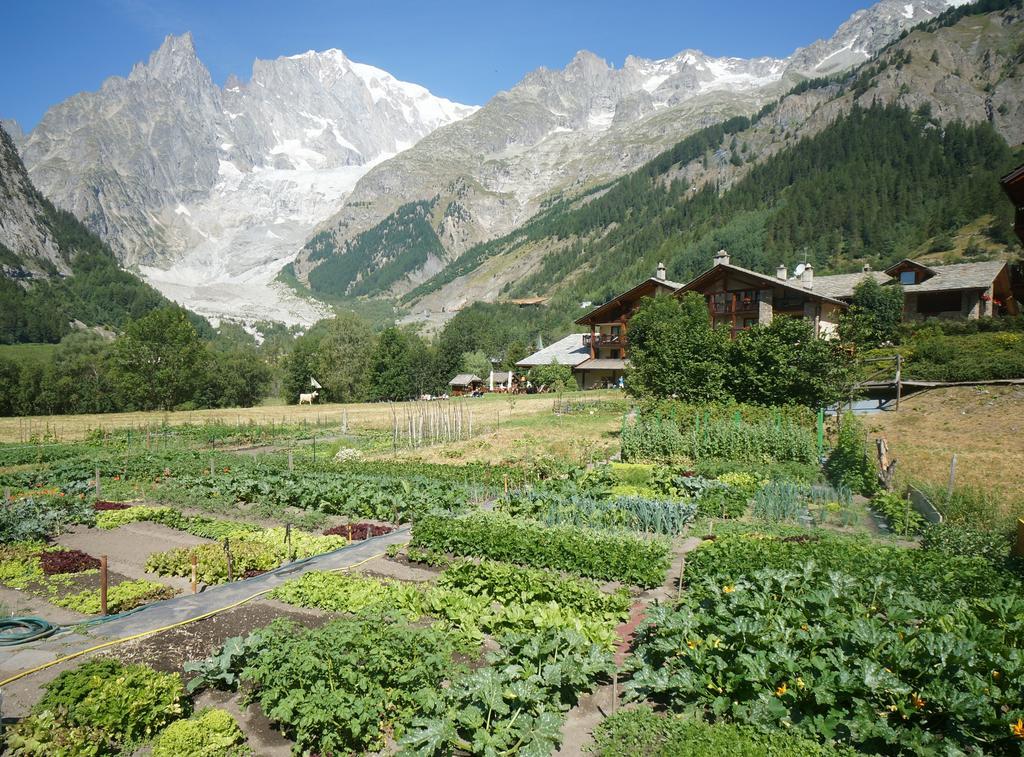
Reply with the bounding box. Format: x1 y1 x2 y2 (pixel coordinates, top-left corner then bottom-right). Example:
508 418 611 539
656 262 667 281
713 249 730 266
776 264 787 281
862 263 872 273
802 262 814 290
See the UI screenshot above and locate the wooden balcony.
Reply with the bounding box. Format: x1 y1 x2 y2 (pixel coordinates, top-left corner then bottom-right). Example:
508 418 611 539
707 289 763 316
584 333 627 348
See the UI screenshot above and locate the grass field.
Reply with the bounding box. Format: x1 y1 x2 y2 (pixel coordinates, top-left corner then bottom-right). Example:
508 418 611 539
868 385 1024 519
0 390 619 444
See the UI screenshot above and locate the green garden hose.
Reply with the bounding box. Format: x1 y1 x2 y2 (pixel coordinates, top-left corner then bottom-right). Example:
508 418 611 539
0 617 58 646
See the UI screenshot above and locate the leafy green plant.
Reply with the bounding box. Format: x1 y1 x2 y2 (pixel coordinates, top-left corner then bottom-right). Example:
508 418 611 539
56 579 175 614
150 709 250 757
825 412 876 496
0 495 95 542
626 563 1024 755
411 511 671 587
234 617 460 754
870 491 925 535
401 627 613 755
269 561 630 648
8 659 185 754
499 488 697 535
95 505 261 539
922 522 1021 575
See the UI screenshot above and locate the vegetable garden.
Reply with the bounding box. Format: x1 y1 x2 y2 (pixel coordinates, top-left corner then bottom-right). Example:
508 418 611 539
1 399 1021 755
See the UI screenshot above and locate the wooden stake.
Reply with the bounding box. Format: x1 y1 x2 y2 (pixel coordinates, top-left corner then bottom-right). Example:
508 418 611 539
224 538 234 582
190 553 198 594
95 468 101 499
612 671 618 713
947 454 958 499
3 487 10 502
288 450 294 471
100 555 108 616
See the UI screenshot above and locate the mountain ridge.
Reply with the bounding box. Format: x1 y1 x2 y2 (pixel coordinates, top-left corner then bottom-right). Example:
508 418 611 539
293 0 966 310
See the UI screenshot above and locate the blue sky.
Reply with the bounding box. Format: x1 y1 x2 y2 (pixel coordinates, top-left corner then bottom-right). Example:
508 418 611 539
2 0 875 130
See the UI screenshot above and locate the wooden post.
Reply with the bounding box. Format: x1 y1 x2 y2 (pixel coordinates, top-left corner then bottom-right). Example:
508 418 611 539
100 555 108 616
288 450 294 472
190 552 198 594
504 475 509 494
224 538 234 582
947 454 958 499
612 671 618 714
95 468 101 499
312 435 316 464
3 487 10 502
347 524 353 541
210 456 215 477
895 354 903 411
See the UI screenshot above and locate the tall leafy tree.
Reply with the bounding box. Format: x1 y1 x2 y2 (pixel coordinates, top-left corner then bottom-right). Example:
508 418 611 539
368 327 417 401
728 316 852 408
838 278 905 347
626 293 730 401
112 308 207 411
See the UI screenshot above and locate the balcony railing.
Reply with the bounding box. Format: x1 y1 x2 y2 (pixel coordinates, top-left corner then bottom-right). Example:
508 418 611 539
707 289 763 316
584 333 627 348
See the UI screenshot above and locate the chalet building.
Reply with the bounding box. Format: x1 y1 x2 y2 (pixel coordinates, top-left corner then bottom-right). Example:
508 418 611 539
1001 163 1024 245
572 263 683 389
563 250 1019 388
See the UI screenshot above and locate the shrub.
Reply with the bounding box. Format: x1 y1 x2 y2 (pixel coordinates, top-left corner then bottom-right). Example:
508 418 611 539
150 709 249 757
411 511 671 587
825 412 876 496
906 329 1024 382
8 659 185 753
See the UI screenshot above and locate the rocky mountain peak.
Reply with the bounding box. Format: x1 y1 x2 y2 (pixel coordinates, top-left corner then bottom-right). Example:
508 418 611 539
129 32 208 85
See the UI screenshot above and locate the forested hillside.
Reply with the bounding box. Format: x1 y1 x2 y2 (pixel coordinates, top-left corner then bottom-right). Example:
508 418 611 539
0 126 205 344
391 0 1022 328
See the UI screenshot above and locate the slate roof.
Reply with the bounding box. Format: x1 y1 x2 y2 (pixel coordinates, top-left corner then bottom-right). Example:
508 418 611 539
812 271 891 299
575 358 628 371
813 261 1007 298
679 263 850 307
516 334 591 368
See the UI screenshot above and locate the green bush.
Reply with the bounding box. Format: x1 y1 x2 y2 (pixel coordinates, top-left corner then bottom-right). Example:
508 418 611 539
921 522 1020 575
592 707 854 756
8 659 185 754
825 412 876 496
151 709 249 757
411 511 671 587
906 329 1024 382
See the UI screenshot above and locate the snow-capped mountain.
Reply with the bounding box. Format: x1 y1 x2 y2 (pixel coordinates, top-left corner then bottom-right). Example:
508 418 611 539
11 0 965 325
18 33 476 324
296 0 963 309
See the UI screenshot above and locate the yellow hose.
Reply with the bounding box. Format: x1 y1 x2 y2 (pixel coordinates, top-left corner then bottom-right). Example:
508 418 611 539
0 549 393 688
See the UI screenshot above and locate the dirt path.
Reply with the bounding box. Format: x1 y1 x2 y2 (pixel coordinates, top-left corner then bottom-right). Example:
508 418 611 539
556 535 703 755
55 522 210 593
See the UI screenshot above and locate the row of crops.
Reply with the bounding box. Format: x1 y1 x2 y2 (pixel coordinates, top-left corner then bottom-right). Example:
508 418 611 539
4 406 1022 755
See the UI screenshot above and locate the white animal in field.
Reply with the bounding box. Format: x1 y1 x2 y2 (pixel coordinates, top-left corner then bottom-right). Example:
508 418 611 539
298 390 319 405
